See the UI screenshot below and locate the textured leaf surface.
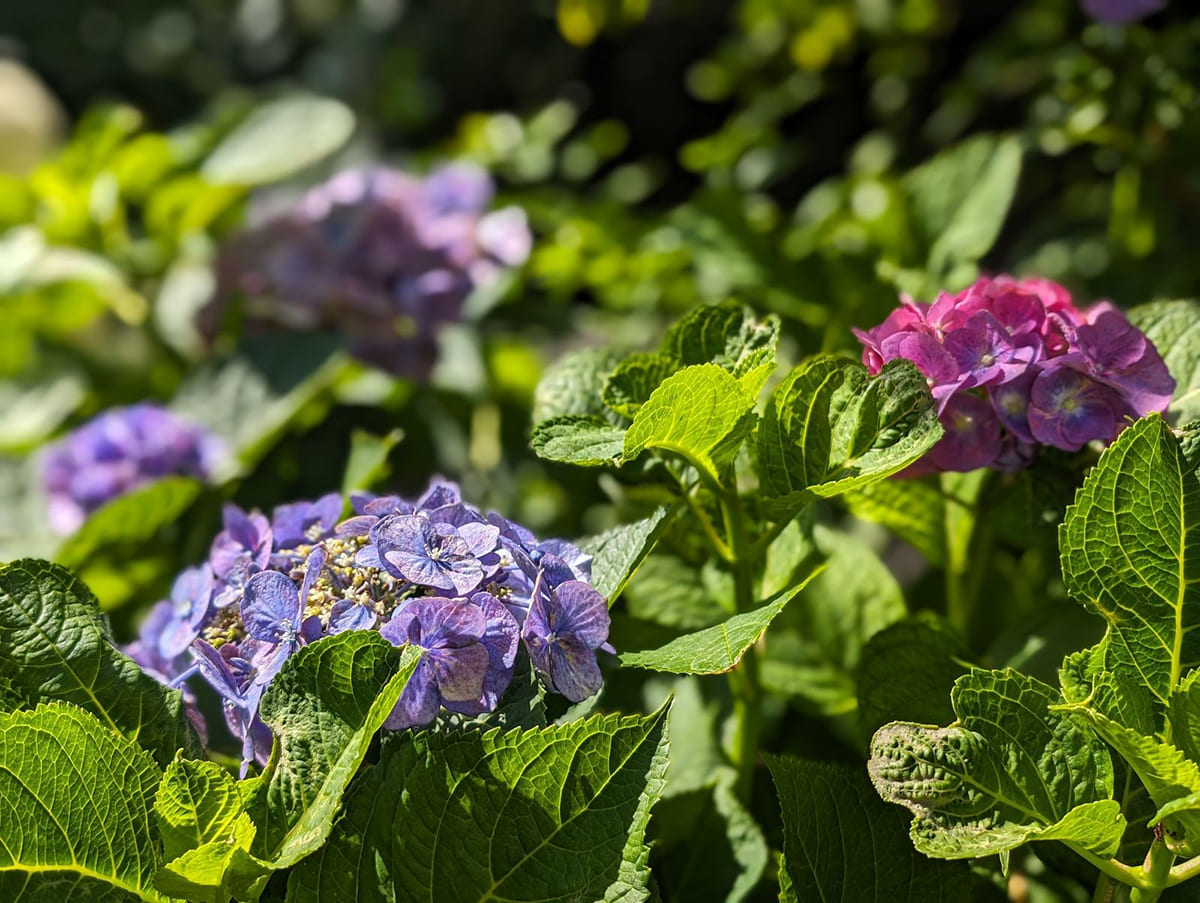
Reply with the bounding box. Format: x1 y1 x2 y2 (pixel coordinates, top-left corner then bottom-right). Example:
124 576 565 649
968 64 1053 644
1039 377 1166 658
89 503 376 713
577 506 674 601
1059 415 1200 712
1128 299 1200 424
769 756 971 901
155 757 245 861
622 364 756 484
247 632 421 868
0 703 167 902
56 477 203 569
0 558 196 766
620 578 817 675
531 414 626 466
288 707 671 903
660 302 779 380
532 346 625 425
869 669 1120 859
155 813 269 903
602 353 679 419
757 356 941 518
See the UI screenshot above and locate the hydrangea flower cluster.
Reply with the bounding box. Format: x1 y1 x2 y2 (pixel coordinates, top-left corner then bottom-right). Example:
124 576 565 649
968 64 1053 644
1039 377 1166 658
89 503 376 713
203 163 532 379
126 480 611 772
40 404 225 534
853 275 1174 472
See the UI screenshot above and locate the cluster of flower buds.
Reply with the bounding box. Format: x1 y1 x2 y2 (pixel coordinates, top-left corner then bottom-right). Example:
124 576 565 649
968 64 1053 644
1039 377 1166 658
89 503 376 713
40 404 225 534
854 275 1174 472
203 163 532 379
126 480 611 772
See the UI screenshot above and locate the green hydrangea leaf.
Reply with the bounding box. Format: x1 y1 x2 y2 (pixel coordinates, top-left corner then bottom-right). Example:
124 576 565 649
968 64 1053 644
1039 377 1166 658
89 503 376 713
619 575 819 675
757 356 942 519
155 756 246 861
858 615 971 740
531 414 627 466
768 755 971 901
1128 299 1200 425
247 632 421 869
155 813 271 903
659 301 779 380
869 669 1120 860
533 346 625 425
0 558 197 766
841 478 948 566
0 702 168 902
341 428 403 495
287 706 671 903
1059 414 1200 720
1061 705 1200 855
602 352 680 419
622 363 756 486
577 505 675 602
904 134 1022 282
203 95 355 186
56 476 203 569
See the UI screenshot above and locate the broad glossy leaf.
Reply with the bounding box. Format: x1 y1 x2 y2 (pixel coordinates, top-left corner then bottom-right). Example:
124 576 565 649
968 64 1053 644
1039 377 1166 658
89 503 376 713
905 134 1022 280
1059 415 1200 714
869 669 1121 859
1128 299 1200 424
341 428 403 494
769 756 971 901
757 356 942 518
602 352 679 419
288 706 671 903
532 346 624 425
577 505 674 601
56 476 203 569
1064 706 1200 854
156 813 270 903
858 615 970 740
247 632 421 868
203 95 355 185
623 554 727 631
173 334 344 476
155 757 246 861
531 414 627 466
620 577 818 675
622 364 756 485
0 558 197 766
760 526 905 717
0 703 167 902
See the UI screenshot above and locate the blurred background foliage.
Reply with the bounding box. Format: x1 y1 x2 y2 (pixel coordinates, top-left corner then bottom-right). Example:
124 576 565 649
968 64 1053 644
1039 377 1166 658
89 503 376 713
2 1 1197 899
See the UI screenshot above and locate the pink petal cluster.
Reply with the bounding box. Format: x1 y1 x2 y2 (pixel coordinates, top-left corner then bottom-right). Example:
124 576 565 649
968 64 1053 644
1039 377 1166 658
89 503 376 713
853 275 1174 472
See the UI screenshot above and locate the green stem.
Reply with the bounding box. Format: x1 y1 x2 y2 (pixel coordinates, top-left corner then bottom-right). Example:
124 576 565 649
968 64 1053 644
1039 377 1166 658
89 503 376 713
719 476 761 803
1091 874 1113 903
1167 852 1200 886
1131 838 1174 902
681 489 735 565
1064 843 1150 891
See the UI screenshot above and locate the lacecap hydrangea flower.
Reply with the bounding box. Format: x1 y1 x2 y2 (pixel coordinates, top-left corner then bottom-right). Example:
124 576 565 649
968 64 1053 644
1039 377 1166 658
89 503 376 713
203 163 532 379
40 404 225 534
1081 0 1165 24
126 480 611 772
853 275 1174 472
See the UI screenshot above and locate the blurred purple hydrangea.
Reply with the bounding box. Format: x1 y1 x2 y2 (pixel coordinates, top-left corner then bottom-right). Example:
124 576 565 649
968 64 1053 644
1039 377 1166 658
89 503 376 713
125 478 609 772
203 163 532 380
1081 0 1165 24
853 275 1174 472
40 404 225 535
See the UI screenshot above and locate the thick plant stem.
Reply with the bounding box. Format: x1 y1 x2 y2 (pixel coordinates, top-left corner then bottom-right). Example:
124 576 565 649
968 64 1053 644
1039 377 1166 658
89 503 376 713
1131 838 1174 902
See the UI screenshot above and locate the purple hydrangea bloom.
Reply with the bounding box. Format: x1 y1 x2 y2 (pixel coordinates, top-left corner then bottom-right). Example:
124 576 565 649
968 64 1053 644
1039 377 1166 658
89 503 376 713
369 514 500 595
132 479 611 769
40 404 224 535
240 547 326 686
379 594 519 728
204 164 532 380
522 576 613 703
854 275 1175 471
1082 0 1165 24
